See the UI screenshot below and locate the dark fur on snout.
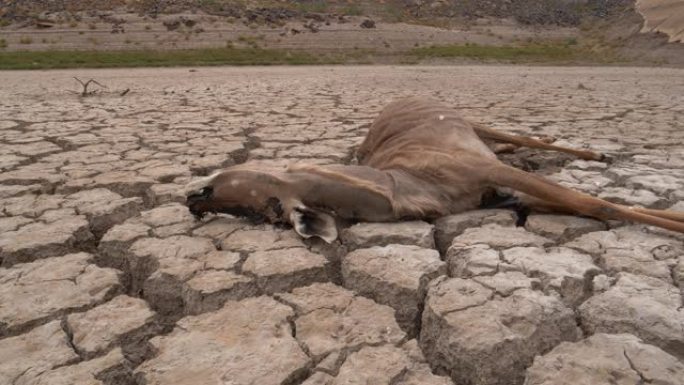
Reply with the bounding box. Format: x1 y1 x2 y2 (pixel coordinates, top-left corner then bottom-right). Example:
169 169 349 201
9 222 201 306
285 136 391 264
186 186 274 224
186 186 213 219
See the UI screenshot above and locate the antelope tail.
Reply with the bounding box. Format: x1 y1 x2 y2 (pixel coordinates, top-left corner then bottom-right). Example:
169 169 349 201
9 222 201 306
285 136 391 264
486 163 684 233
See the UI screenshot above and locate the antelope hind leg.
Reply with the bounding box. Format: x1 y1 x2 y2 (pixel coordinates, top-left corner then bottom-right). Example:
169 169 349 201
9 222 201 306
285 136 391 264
514 193 577 215
490 143 519 154
511 194 684 235
631 207 684 223
472 122 605 161
487 163 684 233
518 194 684 223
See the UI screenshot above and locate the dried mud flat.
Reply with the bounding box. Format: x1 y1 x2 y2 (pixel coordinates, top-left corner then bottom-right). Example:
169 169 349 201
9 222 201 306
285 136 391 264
1 65 684 385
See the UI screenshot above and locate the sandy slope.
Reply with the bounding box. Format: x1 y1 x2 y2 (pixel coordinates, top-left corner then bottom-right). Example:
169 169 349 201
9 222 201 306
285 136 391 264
637 0 684 42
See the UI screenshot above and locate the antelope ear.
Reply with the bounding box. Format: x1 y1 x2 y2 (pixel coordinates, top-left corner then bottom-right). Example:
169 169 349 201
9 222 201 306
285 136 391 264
290 206 338 243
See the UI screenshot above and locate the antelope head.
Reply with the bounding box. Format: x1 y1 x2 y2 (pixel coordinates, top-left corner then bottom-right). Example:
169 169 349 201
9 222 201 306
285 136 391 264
184 162 410 243
185 168 282 222
184 165 345 243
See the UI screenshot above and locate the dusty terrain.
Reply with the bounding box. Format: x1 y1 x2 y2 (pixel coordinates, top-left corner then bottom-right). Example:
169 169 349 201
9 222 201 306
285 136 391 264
1 65 684 384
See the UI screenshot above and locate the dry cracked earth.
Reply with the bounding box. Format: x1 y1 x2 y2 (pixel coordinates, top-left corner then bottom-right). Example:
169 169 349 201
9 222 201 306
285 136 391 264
1 65 683 385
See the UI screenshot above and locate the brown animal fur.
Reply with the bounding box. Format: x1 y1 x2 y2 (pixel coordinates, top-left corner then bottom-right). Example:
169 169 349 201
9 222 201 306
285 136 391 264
186 97 684 241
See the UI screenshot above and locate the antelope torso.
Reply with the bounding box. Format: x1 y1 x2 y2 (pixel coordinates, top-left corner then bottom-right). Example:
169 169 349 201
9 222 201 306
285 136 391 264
355 97 498 217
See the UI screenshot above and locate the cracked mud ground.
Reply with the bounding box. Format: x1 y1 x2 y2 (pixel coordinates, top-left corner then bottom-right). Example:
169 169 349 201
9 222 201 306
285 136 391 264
1 66 683 385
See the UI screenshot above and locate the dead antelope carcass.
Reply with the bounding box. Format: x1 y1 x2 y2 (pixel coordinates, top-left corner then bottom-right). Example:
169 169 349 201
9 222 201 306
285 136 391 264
185 97 684 241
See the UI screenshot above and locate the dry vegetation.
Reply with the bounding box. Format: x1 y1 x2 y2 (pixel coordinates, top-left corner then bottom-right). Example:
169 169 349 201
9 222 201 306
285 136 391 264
0 1 682 68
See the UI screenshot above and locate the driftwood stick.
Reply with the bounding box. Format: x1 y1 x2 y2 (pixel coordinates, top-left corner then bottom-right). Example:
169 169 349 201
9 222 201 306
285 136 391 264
74 77 107 96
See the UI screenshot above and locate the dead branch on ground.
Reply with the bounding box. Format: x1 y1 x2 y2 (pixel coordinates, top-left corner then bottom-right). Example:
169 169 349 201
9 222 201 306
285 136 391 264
73 77 107 97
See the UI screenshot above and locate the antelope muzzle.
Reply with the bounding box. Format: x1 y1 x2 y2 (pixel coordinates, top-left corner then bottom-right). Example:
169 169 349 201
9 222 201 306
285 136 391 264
186 186 214 219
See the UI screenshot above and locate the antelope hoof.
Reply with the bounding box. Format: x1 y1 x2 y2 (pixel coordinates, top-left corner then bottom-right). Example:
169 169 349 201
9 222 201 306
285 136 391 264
186 186 213 220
